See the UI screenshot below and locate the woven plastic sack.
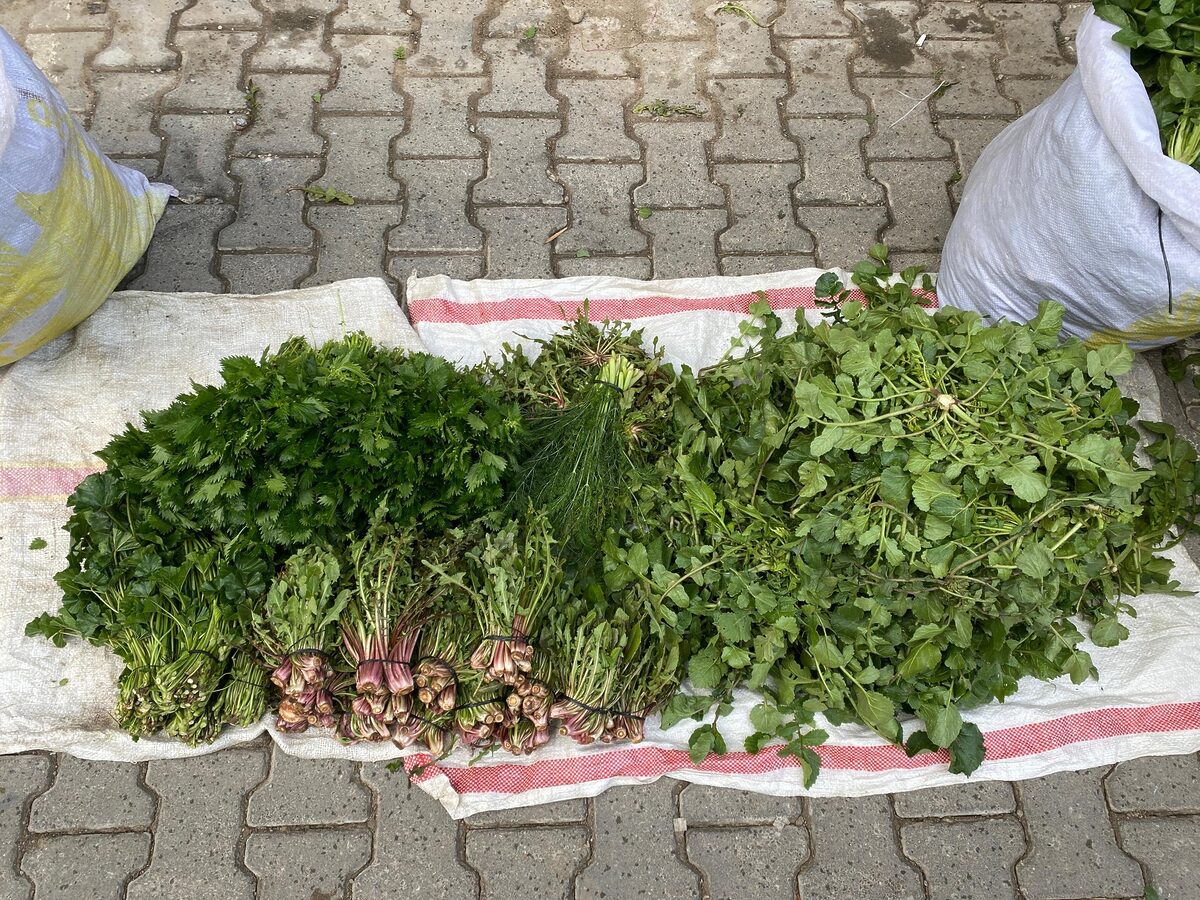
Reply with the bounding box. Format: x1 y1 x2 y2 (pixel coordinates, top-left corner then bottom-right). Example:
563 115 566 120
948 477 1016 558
940 9 1200 348
0 27 172 366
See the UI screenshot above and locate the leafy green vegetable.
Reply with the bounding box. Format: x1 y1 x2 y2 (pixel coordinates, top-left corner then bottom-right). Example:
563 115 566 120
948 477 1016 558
28 538 46 550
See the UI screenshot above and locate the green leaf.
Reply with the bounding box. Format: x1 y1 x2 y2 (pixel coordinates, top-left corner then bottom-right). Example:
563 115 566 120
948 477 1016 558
1015 542 1054 579
810 635 847 668
660 693 713 729
688 724 727 764
1000 456 1048 503
636 206 653 219
912 472 958 512
947 722 985 775
851 685 897 736
809 427 840 457
898 639 941 677
688 647 726 689
903 730 940 757
749 701 783 734
28 537 47 550
920 703 963 748
1090 617 1130 648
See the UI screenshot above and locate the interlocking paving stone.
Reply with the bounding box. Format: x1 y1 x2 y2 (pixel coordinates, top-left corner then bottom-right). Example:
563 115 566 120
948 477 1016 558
178 0 262 28
319 115 404 201
478 38 560 114
478 205 567 278
936 117 1008 201
1 754 50 900
473 118 565 205
468 799 588 827
555 162 646 254
160 113 239 201
642 208 728 278
1118 815 1200 900
251 0 339 73
23 31 106 116
1015 768 1145 900
390 157 485 252
164 30 259 111
791 118 884 205
632 122 723 209
999 76 1064 114
89 72 172 156
233 73 328 156
220 156 321 250
389 253 485 286
860 76 957 159
92 0 181 70
557 13 637 78
485 0 557 37
987 2 1072 77
406 0 487 75
773 0 854 37
247 749 371 826
306 203 402 285
25 0 107 33
28 758 153 832
221 253 314 293
466 825 589 900
892 781 1017 818
393 76 486 158
709 1 786 77
1105 754 1200 814
575 780 700 900
351 764 477 900
779 38 865 116
872 158 957 251
798 204 889 267
322 33 406 112
847 0 933 76
333 0 417 34
556 255 652 279
21 832 150 900
555 80 640 162
245 828 372 900
709 78 798 162
678 784 801 825
717 162 812 254
687 823 808 900
632 41 709 113
926 41 1016 117
800 796 924 900
722 253 816 275
916 2 997 39
126 748 267 900
901 819 1025 900
131 201 235 292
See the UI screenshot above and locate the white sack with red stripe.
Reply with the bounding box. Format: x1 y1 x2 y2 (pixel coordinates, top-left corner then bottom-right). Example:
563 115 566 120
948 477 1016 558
940 9 1200 348
401 266 1200 819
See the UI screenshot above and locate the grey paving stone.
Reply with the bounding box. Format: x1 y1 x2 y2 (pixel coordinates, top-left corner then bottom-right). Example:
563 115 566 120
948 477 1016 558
773 0 854 37
92 0 181 70
892 781 1017 818
251 0 339 73
478 38 560 114
233 73 329 157
305 203 402 285
797 204 888 268
160 113 238 202
25 0 108 32
467 799 588 827
390 157 485 252
1015 768 1145 900
247 748 371 827
393 76 486 159
717 162 812 255
0 754 51 900
679 785 802 825
791 117 884 205
131 201 234 292
474 118 564 206
779 38 866 116
478 205 567 278
632 41 709 113
389 253 485 286
708 0 785 77
936 117 1008 202
575 780 700 900
900 818 1025 900
406 0 487 75
220 253 314 293
847 0 933 76
116 157 165 180
1118 815 1200 900
29 758 153 832
351 764 477 900
926 41 1016 117
987 2 1072 77
872 158 957 249
466 825 589 900
126 748 267 900
643 208 727 278
555 80 640 162
164 30 259 111
721 254 816 276
322 33 406 112
888 250 942 272
88 72 172 156
220 156 321 251
555 163 646 254
632 121 723 209
859 76 956 159
639 0 710 39
485 0 557 37
1000 77 1064 115
178 0 263 27
23 31 106 116
319 115 405 201
1106 754 1200 814
557 13 638 78
916 2 998 39
709 78 798 162
245 828 372 900
555 255 652 279
334 0 417 33
800 796 923 900
687 823 808 900
21 831 150 900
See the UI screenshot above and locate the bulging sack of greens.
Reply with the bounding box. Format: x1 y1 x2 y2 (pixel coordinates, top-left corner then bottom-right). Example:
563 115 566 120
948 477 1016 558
0 28 173 366
940 8 1200 349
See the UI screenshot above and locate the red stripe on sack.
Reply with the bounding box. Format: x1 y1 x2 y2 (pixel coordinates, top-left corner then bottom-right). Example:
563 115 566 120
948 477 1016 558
401 702 1200 796
407 288 939 325
0 465 101 499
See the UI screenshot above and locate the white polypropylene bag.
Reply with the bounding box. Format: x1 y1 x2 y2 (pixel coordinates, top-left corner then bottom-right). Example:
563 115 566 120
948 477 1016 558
940 9 1200 348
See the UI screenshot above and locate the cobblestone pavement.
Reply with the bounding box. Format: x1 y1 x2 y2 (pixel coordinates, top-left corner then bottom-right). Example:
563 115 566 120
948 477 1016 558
3 0 1200 898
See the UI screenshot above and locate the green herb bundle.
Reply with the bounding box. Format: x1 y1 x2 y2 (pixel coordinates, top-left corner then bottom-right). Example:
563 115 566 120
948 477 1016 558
1096 0 1200 166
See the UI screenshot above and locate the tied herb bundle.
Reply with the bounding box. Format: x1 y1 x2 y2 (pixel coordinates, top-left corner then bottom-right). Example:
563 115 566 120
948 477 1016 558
1096 0 1200 166
653 248 1200 782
